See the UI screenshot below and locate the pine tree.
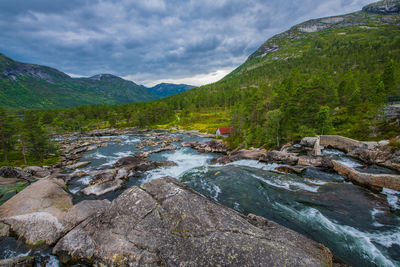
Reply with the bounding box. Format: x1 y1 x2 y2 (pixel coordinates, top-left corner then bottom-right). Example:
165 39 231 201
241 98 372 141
0 108 15 162
264 109 282 147
317 106 333 135
22 111 55 160
382 60 395 93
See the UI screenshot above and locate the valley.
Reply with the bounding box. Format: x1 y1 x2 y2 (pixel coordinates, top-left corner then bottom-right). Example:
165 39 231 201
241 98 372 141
0 0 400 266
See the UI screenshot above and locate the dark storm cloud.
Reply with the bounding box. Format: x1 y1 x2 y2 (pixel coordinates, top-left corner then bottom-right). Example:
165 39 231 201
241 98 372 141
0 0 374 85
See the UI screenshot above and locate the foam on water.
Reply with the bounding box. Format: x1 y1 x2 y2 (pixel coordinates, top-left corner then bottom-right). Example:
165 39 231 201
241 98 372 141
322 149 345 156
371 209 385 227
197 177 222 201
304 178 328 185
276 203 399 267
337 157 363 168
143 148 214 183
68 174 93 194
382 188 400 211
91 151 109 159
322 149 363 168
250 173 320 193
119 135 141 144
226 159 281 171
37 252 59 267
44 255 59 267
1 249 30 259
98 151 134 168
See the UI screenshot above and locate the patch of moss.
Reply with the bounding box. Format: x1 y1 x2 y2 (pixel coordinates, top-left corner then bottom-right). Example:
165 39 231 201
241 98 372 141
27 239 46 247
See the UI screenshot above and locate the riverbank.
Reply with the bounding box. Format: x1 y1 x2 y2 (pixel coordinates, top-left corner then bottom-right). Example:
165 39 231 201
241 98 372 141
0 128 399 266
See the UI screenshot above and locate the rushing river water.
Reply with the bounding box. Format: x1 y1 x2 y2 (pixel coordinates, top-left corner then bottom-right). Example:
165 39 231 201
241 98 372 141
1 131 400 266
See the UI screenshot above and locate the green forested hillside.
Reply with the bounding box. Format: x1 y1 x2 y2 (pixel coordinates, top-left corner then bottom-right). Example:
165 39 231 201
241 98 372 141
28 2 400 148
0 55 156 109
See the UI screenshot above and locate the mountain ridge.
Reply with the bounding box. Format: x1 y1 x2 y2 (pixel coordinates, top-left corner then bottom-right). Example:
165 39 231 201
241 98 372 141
0 54 194 109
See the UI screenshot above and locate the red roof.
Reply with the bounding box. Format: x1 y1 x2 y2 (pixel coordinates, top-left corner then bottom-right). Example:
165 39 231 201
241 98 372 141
217 127 234 135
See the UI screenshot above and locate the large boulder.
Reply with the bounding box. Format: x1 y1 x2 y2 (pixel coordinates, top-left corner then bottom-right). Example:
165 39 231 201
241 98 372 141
114 156 157 171
82 170 125 196
23 166 51 178
332 160 400 191
260 151 299 165
298 156 324 167
65 161 91 170
182 140 228 154
53 177 335 266
300 137 317 148
213 149 266 164
137 145 178 157
0 178 109 245
348 145 400 172
0 166 31 179
0 222 10 238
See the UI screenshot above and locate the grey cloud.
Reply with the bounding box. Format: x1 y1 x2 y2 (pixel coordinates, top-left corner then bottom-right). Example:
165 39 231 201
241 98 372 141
0 0 374 85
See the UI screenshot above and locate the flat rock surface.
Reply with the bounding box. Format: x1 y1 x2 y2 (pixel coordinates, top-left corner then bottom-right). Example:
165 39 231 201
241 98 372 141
0 178 72 219
0 178 109 245
53 177 334 266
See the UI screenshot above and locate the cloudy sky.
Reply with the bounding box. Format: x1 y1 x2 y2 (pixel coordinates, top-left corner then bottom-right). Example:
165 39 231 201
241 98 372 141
0 0 374 86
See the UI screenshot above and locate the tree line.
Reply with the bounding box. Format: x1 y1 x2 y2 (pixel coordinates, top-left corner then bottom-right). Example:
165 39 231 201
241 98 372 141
0 108 56 165
1 24 399 158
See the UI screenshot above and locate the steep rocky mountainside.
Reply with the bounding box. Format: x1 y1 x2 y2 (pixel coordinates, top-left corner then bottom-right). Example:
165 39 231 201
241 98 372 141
363 0 400 14
0 54 156 109
237 0 400 72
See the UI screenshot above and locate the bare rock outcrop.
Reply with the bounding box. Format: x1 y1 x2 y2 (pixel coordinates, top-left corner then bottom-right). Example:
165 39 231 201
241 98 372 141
53 177 335 266
362 0 400 15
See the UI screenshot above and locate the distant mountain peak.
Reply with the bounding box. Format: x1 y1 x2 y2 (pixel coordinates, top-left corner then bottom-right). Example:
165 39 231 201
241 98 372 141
89 74 121 81
147 83 195 98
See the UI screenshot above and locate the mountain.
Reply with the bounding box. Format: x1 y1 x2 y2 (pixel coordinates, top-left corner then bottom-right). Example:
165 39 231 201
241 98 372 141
33 0 400 144
137 0 400 142
228 0 400 80
147 83 195 98
0 54 156 109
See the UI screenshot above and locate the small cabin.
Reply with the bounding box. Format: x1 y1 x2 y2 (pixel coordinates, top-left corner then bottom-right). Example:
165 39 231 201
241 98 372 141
216 127 234 138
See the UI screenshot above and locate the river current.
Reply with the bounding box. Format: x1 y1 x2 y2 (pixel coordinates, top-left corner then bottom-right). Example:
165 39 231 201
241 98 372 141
1 131 399 266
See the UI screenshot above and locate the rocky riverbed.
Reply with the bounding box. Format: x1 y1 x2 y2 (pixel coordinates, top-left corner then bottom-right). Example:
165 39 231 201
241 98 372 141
0 129 399 266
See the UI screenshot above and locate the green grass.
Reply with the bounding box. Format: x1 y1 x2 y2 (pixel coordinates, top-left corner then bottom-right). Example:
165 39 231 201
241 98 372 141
0 181 30 205
389 139 400 150
0 150 61 168
152 108 231 134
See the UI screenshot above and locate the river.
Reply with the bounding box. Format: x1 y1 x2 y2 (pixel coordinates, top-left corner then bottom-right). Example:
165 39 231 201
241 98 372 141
1 131 399 266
